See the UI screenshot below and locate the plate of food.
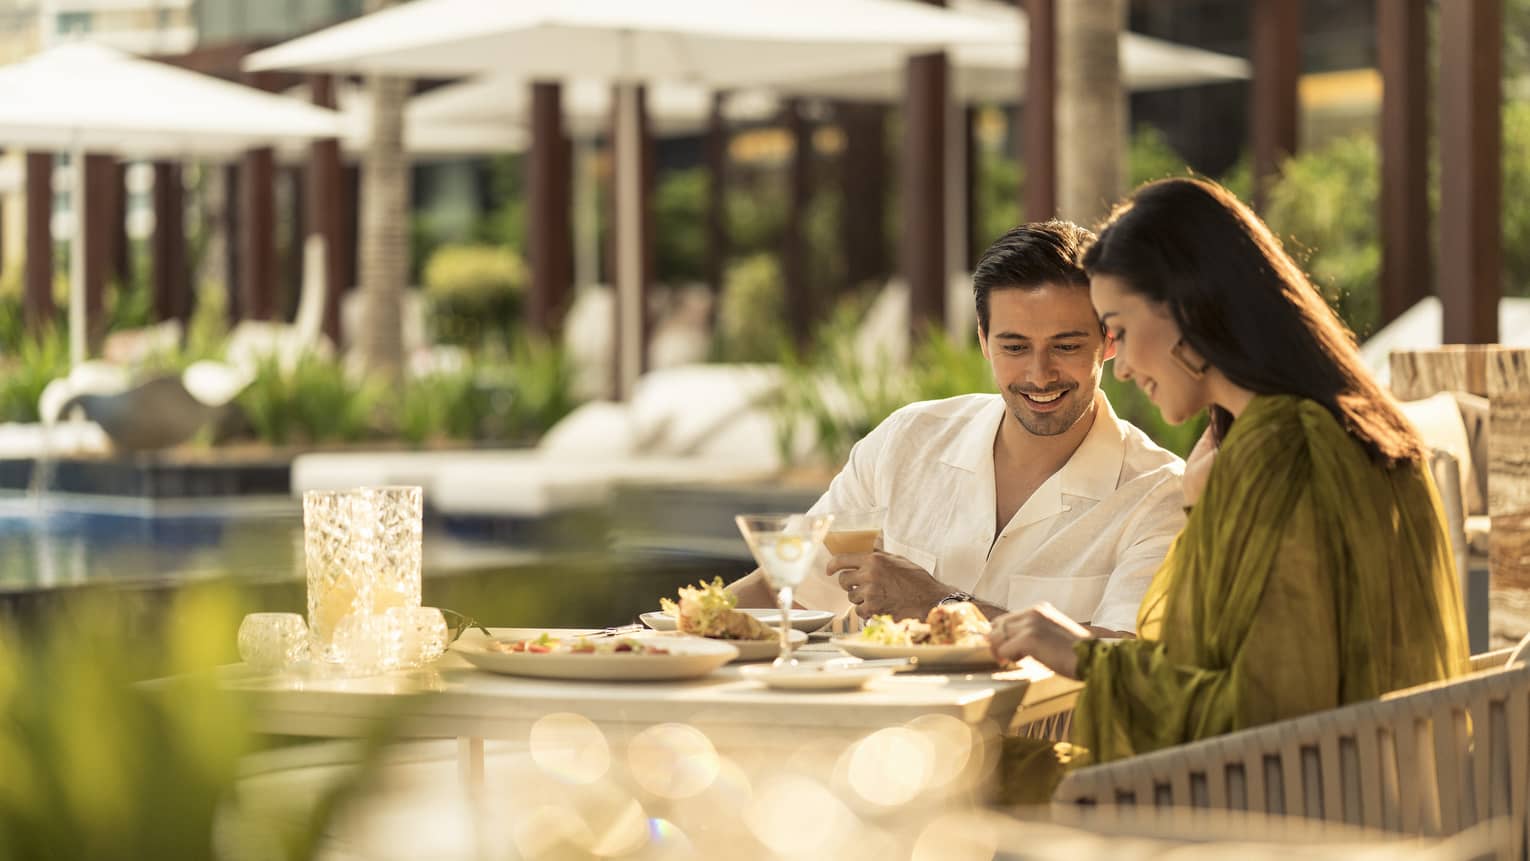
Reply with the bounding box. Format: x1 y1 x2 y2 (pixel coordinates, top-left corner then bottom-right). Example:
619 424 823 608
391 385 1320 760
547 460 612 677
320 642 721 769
453 631 738 681
639 579 817 663
640 592 834 634
833 602 998 669
739 657 914 691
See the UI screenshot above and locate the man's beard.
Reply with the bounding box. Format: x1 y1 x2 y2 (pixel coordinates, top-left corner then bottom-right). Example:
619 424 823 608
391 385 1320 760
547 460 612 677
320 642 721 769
1006 383 1091 436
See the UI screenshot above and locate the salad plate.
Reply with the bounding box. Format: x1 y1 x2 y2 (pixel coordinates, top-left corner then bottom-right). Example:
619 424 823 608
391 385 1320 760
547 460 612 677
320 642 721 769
832 638 997 670
453 632 737 681
640 607 834 634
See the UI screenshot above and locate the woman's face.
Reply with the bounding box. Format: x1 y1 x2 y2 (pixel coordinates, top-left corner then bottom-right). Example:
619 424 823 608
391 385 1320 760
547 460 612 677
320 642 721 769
1089 273 1213 425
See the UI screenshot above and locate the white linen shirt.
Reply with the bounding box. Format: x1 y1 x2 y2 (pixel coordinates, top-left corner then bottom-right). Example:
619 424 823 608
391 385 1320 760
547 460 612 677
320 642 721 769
795 392 1185 632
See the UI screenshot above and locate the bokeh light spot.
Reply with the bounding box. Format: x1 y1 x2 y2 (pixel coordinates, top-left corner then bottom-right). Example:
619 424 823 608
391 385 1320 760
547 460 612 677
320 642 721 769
529 712 610 784
847 727 935 807
627 723 721 799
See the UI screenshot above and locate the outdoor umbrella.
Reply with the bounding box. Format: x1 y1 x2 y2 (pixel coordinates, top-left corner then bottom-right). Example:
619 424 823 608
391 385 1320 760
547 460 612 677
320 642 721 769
0 42 343 366
774 0 1251 103
245 0 1004 398
280 80 528 161
409 76 779 139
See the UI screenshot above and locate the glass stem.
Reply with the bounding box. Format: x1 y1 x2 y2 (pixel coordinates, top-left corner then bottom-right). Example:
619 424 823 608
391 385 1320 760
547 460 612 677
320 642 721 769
777 586 794 660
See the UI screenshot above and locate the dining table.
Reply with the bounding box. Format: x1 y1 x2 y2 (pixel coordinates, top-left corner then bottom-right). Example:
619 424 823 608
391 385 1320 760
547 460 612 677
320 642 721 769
223 626 1081 790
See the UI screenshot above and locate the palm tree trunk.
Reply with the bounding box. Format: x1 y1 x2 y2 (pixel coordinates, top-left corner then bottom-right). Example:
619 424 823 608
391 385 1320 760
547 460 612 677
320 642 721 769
355 0 409 380
1056 0 1124 227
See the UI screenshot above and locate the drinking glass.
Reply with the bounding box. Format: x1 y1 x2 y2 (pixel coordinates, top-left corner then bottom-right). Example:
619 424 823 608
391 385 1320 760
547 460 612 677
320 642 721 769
735 513 834 667
305 489 371 663
237 612 309 672
386 606 450 669
362 486 423 615
823 506 887 555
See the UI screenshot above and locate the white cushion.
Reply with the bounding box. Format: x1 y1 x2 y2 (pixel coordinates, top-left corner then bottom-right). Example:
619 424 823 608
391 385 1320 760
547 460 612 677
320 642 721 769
1398 392 1477 516
536 401 638 458
627 364 781 456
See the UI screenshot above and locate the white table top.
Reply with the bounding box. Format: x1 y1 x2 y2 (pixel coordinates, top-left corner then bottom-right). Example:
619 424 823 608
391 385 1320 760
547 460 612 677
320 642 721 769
223 628 1081 741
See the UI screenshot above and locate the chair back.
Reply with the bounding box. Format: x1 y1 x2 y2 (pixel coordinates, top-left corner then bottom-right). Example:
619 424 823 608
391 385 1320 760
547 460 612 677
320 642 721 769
1053 662 1530 858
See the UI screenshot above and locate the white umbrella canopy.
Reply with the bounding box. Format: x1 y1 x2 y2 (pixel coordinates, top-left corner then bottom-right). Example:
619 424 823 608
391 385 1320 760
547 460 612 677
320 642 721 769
772 0 1251 103
0 42 343 367
244 0 1006 83
0 42 342 160
245 0 1004 399
410 76 779 139
278 80 527 161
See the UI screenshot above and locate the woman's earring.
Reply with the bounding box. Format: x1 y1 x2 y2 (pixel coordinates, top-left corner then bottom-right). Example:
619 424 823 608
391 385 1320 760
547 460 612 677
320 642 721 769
1170 339 1210 380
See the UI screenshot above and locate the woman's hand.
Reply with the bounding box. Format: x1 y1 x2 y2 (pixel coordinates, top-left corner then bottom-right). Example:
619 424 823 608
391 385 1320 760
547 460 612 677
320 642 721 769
987 603 1093 679
1182 427 1218 506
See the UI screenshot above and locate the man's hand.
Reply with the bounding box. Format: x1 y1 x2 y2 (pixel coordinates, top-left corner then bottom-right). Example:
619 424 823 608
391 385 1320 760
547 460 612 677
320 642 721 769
986 603 1092 678
829 551 947 620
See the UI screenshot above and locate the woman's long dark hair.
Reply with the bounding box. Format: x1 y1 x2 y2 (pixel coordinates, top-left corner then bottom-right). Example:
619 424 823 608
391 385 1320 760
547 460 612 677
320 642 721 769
1082 177 1424 467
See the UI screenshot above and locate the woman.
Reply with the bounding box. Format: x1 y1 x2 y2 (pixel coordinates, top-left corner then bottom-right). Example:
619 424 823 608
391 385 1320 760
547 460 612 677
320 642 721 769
989 177 1468 792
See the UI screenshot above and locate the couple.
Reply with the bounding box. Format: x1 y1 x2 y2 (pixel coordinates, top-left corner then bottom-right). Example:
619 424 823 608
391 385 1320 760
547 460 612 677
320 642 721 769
732 177 1468 792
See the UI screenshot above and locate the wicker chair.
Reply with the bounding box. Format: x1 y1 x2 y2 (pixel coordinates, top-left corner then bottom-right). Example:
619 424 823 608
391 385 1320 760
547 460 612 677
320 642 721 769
1052 654 1530 858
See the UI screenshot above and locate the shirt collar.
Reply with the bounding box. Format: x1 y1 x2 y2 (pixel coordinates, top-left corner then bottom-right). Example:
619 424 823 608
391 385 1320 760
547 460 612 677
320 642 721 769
941 391 1128 502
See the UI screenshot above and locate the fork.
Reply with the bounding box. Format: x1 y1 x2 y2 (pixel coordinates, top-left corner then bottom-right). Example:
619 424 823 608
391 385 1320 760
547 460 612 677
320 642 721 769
584 623 647 639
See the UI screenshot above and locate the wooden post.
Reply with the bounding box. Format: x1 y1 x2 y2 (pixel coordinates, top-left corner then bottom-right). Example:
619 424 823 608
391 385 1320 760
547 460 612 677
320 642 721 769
23 152 54 333
1023 0 1057 222
82 154 113 353
1250 0 1302 211
704 92 728 295
308 74 345 345
151 162 189 323
1377 0 1431 327
840 101 889 291
239 70 279 322
528 81 573 336
904 6 949 336
1438 0 1501 345
782 98 812 345
223 162 241 323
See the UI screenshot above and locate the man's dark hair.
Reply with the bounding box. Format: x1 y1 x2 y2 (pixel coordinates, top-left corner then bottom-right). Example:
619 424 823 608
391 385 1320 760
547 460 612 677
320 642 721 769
971 220 1096 334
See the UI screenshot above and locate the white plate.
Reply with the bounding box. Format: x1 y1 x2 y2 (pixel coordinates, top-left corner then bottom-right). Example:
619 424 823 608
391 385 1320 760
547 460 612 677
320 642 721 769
740 659 899 691
832 638 997 669
453 633 738 681
640 608 835 634
725 629 808 662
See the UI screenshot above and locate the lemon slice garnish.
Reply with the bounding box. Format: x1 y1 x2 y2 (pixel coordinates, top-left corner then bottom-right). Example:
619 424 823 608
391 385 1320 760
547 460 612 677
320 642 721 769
775 536 805 562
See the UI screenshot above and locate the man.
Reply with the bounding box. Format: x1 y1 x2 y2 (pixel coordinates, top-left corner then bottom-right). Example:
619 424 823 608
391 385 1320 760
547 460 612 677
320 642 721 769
730 221 1185 635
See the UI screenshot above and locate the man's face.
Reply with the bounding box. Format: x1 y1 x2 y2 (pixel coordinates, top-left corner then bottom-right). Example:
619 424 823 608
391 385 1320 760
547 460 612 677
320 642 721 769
979 284 1112 437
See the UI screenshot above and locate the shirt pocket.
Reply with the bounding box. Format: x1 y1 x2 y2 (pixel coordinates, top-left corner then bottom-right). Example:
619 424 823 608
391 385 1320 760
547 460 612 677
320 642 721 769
1005 573 1110 624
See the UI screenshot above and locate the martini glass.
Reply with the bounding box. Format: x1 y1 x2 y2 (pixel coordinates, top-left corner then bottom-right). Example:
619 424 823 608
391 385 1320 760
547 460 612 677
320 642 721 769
735 513 834 668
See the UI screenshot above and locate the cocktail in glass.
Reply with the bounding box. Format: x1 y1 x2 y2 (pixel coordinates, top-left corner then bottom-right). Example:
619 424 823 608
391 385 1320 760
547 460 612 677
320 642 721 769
823 506 887 555
735 512 834 667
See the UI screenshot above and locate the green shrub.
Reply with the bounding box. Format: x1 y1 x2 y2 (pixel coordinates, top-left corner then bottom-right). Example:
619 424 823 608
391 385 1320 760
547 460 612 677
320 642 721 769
656 168 707 285
236 353 384 446
715 253 789 362
1502 101 1530 295
422 244 527 348
480 336 581 443
0 327 69 424
397 364 482 446
1262 134 1383 338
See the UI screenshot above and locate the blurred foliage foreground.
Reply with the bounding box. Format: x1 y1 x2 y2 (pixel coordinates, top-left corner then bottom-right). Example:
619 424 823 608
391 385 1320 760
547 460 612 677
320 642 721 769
0 586 393 861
